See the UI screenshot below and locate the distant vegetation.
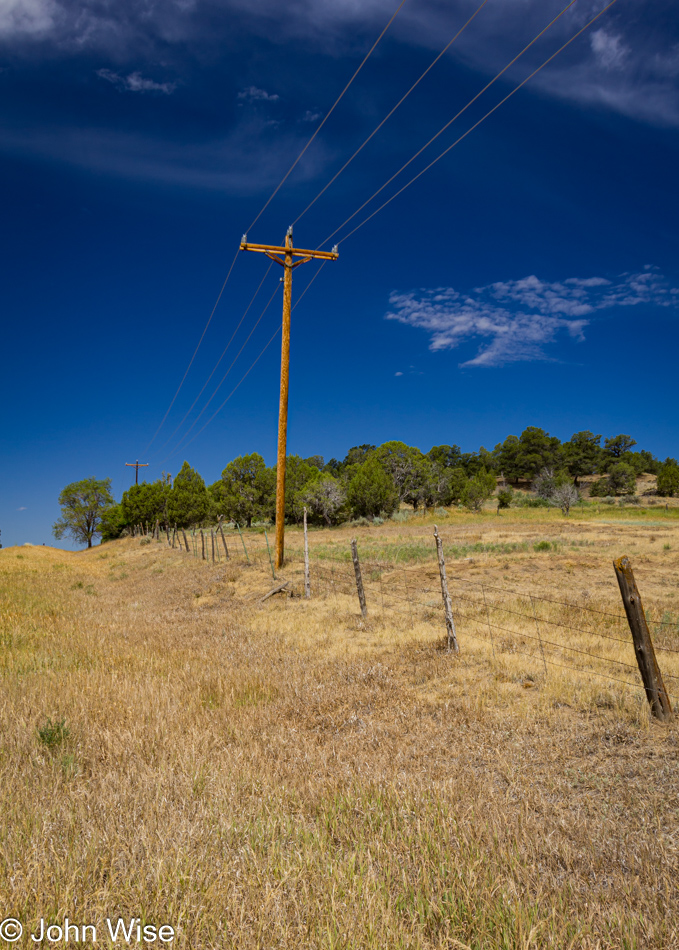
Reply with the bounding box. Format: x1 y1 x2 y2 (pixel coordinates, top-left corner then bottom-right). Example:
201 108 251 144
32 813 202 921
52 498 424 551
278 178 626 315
52 428 679 547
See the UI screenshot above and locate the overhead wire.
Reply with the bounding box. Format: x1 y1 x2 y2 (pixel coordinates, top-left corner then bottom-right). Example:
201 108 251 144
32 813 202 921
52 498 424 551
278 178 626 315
150 263 274 460
244 0 411 237
318 0 621 250
162 261 329 459
143 246 240 455
291 0 490 228
145 0 410 456
161 280 282 464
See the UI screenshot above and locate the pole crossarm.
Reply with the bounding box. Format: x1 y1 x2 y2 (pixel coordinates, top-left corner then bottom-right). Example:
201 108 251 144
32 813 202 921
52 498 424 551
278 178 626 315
125 460 149 485
240 239 339 261
238 227 338 569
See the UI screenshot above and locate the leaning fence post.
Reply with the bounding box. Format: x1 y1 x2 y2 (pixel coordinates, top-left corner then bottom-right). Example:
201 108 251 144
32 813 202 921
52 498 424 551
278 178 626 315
613 556 673 721
218 522 229 559
350 539 368 619
434 525 459 654
303 507 311 599
236 523 250 563
182 528 189 553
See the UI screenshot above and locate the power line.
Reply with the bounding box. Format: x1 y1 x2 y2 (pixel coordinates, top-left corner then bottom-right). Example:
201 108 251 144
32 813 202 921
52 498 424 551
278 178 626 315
166 261 329 458
318 0 618 250
244 0 411 237
160 281 282 464
143 246 240 455
291 0 490 228
150 263 274 460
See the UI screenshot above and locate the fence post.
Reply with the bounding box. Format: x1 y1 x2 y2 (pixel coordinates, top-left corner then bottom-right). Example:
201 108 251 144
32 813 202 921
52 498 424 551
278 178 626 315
350 539 368 619
613 556 673 721
219 522 229 559
182 529 189 553
211 529 216 563
200 530 206 561
154 520 159 541
434 525 458 654
236 523 250 563
264 528 276 580
303 507 311 599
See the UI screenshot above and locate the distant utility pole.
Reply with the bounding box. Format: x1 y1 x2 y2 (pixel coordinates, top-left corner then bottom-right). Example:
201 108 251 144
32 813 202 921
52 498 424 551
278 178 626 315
125 460 149 485
240 226 338 569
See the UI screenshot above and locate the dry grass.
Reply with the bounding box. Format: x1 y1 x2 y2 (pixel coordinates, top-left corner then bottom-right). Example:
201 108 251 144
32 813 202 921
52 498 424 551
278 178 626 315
1 511 679 949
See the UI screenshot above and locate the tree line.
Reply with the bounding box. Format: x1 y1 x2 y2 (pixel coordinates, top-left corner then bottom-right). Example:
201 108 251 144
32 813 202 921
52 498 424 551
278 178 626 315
51 427 678 548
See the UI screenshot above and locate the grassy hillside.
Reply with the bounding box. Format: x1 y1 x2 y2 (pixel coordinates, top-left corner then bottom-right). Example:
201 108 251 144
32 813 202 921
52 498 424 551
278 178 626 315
1 510 678 948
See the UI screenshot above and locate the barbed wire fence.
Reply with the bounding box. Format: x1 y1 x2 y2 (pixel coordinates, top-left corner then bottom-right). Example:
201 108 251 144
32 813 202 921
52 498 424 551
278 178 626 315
133 519 678 720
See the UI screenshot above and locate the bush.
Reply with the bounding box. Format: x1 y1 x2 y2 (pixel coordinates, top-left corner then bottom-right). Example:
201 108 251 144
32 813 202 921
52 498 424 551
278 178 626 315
461 470 496 512
497 488 513 510
37 718 69 749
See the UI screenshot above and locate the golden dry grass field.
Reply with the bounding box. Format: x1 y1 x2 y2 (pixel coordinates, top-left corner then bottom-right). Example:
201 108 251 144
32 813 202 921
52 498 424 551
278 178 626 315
2 506 679 949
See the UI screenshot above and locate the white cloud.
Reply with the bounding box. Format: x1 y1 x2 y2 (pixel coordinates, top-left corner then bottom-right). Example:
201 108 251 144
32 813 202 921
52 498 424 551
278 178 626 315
394 370 403 376
96 68 176 94
16 506 27 510
385 269 679 368
0 0 57 37
237 85 279 102
590 29 628 70
301 109 322 123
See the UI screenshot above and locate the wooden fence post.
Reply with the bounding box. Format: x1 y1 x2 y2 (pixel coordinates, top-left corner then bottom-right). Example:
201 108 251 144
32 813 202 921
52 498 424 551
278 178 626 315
200 529 206 561
211 529 216 563
264 528 276 580
236 523 249 562
182 529 189 553
434 525 459 654
303 507 311 599
219 522 229 559
614 556 673 721
154 520 159 541
350 539 368 619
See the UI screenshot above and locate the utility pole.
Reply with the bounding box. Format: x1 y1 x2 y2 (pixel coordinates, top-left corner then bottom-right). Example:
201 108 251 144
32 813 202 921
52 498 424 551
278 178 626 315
240 227 338 569
125 460 149 485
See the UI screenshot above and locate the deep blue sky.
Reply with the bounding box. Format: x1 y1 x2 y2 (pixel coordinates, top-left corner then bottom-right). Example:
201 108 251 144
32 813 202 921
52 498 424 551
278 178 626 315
1 0 678 547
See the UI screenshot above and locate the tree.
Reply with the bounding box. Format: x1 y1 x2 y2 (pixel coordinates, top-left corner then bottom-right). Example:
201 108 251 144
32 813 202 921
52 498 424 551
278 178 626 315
461 470 496 512
343 444 376 468
100 503 127 542
656 458 679 497
167 461 210 527
53 477 115 548
347 457 399 519
427 444 462 469
277 455 320 523
497 488 513 510
214 453 275 527
563 431 602 485
303 475 347 525
602 434 636 468
375 441 431 508
121 480 169 528
429 466 467 507
607 462 637 496
551 483 579 516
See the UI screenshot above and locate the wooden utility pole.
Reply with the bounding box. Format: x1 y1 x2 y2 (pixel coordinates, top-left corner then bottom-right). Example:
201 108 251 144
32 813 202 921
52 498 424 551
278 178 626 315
240 227 338 569
125 460 149 484
614 556 673 721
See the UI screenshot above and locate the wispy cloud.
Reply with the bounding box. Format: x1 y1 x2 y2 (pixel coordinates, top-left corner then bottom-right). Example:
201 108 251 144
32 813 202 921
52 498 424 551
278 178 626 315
16 506 27 511
96 69 177 94
238 85 279 102
386 268 679 367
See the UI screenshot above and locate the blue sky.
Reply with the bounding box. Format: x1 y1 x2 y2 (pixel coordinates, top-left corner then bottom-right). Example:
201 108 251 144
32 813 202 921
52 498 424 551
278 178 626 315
1 0 678 547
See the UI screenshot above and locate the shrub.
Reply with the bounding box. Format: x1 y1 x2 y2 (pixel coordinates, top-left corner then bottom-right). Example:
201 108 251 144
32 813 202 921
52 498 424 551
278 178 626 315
37 718 70 749
497 488 513 510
